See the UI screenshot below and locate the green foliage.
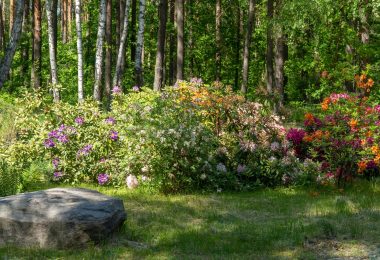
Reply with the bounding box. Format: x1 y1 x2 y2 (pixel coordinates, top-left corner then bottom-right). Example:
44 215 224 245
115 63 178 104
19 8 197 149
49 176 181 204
0 159 20 197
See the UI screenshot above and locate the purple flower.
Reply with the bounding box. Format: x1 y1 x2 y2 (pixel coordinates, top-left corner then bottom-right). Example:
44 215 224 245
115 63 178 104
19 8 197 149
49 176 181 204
367 160 377 170
109 130 119 141
99 158 107 163
112 85 122 95
53 172 63 180
132 85 140 92
57 134 69 144
75 117 85 125
97 173 109 185
52 158 60 169
286 128 306 146
44 139 55 148
58 124 66 132
105 117 116 125
48 130 60 139
77 144 93 157
237 164 247 174
216 163 227 173
374 105 380 113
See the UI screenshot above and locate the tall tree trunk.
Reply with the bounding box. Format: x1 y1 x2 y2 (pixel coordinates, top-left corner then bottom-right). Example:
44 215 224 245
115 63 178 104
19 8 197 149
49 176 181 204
104 0 112 105
114 0 131 86
359 0 370 69
62 0 67 43
175 0 184 81
46 0 60 101
22 0 30 77
67 0 72 41
266 0 275 96
153 0 168 91
241 0 255 94
215 0 221 81
168 0 175 85
9 0 15 34
0 0 5 52
116 0 125 47
31 0 42 88
75 0 84 102
130 0 137 62
93 0 106 101
52 0 58 56
234 6 242 90
274 32 287 111
134 0 145 87
0 0 25 89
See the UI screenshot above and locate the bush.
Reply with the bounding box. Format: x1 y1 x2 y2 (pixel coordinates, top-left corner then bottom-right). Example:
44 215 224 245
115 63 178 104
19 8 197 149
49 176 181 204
0 159 20 196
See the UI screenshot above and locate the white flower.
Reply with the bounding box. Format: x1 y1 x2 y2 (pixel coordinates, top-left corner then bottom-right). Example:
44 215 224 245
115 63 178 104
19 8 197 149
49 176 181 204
217 188 222 193
126 175 139 189
200 174 207 180
141 166 149 173
270 142 280 151
141 175 149 182
216 163 227 173
269 156 277 163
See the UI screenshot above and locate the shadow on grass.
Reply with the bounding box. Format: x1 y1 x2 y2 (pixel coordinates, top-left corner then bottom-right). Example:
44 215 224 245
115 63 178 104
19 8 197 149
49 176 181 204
1 182 380 259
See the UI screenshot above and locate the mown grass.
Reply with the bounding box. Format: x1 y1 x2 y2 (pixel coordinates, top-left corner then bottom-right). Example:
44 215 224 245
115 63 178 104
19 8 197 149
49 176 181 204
1 181 380 259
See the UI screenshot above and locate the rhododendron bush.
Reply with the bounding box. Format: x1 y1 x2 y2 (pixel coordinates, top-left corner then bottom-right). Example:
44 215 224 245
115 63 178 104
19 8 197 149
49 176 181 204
0 80 310 193
287 74 378 185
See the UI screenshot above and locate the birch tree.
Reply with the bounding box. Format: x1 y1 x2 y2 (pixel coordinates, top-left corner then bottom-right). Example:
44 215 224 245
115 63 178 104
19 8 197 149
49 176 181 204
241 0 256 95
114 0 131 87
93 0 107 101
0 0 25 89
215 0 221 81
105 0 112 104
31 0 42 88
153 0 168 91
135 0 146 87
75 0 84 102
46 0 60 102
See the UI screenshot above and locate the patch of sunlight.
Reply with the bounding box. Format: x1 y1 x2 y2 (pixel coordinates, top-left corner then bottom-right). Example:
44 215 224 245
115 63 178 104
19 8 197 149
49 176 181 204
304 239 374 258
272 248 299 258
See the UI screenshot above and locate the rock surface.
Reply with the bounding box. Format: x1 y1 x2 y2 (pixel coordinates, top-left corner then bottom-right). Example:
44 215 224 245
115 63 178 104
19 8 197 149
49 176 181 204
0 188 126 249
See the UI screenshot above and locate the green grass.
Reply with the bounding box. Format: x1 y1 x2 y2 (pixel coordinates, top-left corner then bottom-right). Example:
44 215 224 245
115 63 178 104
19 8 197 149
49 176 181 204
1 182 380 259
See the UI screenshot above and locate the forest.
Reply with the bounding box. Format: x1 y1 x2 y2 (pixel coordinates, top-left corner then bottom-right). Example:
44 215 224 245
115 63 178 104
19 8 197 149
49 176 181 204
1 0 380 258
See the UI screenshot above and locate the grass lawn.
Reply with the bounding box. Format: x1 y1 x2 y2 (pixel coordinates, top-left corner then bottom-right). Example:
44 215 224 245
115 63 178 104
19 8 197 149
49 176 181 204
1 182 380 259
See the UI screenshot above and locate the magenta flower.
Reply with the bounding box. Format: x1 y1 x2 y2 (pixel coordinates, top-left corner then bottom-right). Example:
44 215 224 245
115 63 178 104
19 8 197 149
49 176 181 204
48 130 60 139
77 144 93 157
44 139 55 148
112 86 122 95
105 117 116 125
97 173 109 185
57 134 69 144
132 86 140 92
52 158 60 169
75 117 85 125
53 172 63 180
109 130 119 141
286 128 306 146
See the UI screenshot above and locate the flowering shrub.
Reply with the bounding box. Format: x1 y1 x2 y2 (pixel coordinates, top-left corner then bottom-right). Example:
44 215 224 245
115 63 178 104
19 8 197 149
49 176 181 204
287 74 378 185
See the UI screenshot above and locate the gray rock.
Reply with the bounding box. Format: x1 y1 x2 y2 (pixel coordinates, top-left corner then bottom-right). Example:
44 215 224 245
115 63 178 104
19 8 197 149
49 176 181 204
0 188 126 249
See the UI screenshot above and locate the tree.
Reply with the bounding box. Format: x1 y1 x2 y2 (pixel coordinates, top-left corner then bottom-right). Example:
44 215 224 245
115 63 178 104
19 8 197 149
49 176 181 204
21 0 30 78
266 0 275 97
241 0 255 95
105 0 112 105
175 0 184 81
215 0 221 81
75 0 84 102
168 0 175 85
135 0 146 87
93 0 107 101
31 0 42 88
0 0 4 51
46 0 60 101
153 0 168 91
0 0 25 89
114 0 131 87
130 0 137 62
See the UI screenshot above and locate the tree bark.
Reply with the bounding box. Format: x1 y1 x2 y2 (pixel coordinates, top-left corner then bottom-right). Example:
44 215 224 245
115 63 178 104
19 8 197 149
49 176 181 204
153 0 168 91
31 0 42 88
114 0 131 86
215 0 221 81
274 32 287 111
116 0 125 47
130 0 137 62
175 0 184 81
266 0 275 96
75 0 84 102
46 0 60 101
52 0 58 56
168 0 175 85
0 0 4 51
241 0 255 95
134 0 145 87
62 0 67 43
93 0 107 101
9 0 15 34
0 0 25 89
104 0 112 105
67 0 72 41
21 0 30 78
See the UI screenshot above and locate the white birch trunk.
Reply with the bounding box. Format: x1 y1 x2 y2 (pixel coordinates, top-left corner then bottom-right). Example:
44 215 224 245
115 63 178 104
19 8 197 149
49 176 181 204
135 0 146 87
75 0 84 102
0 0 25 88
93 0 107 101
113 0 131 87
46 0 60 102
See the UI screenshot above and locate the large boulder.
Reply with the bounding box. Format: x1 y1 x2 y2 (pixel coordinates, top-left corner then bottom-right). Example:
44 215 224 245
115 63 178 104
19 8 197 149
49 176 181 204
0 188 126 249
